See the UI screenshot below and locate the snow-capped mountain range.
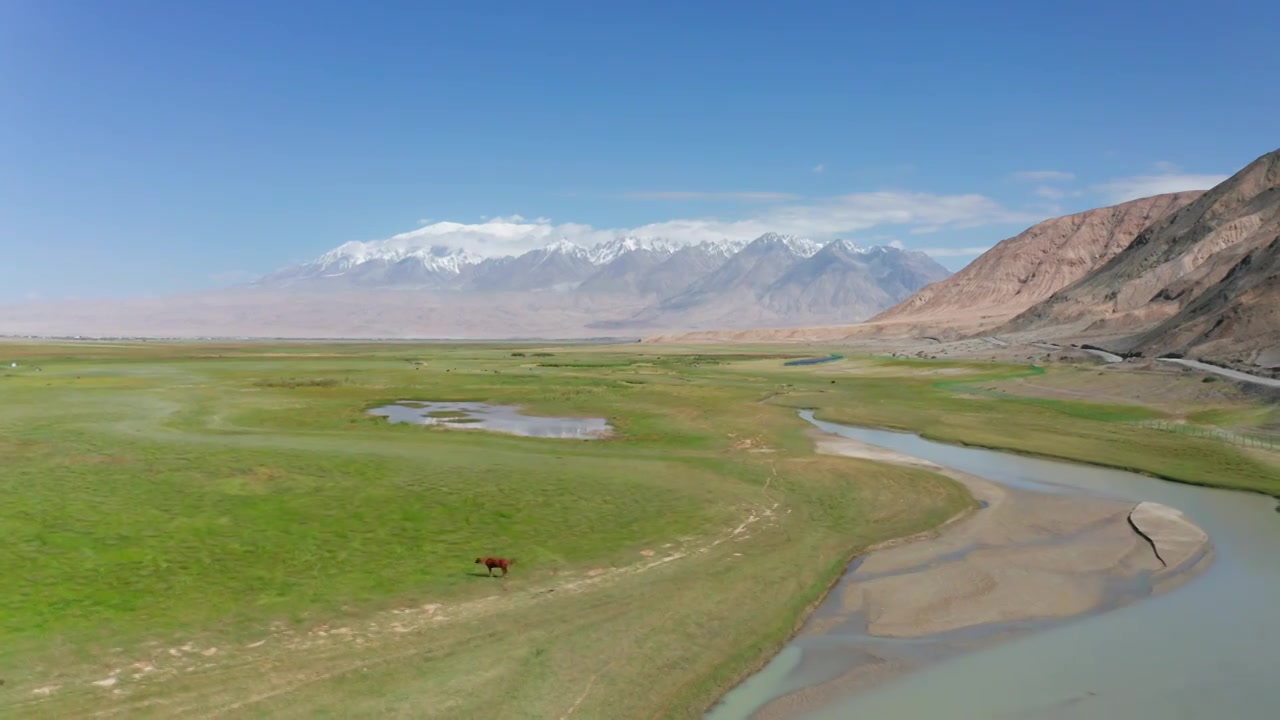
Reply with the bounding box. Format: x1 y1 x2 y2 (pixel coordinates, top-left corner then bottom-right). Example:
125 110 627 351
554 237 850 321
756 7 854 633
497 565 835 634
311 241 484 276
269 235 748 284
253 231 951 331
263 232 868 287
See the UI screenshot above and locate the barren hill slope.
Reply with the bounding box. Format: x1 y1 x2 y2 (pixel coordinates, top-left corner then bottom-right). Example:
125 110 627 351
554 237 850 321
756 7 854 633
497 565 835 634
869 192 1201 333
1117 232 1280 369
1000 148 1280 362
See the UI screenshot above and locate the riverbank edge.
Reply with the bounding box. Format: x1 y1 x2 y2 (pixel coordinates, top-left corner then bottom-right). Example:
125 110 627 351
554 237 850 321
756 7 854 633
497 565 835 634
688 454 982 718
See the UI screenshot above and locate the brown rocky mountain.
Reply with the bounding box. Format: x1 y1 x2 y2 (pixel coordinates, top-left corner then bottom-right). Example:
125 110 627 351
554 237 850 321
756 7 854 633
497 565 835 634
1118 235 1279 368
1000 148 1280 367
867 192 1202 336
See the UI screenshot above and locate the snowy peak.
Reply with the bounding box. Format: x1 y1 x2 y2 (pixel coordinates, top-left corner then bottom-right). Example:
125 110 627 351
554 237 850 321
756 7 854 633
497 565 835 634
587 236 682 264
744 232 823 258
815 238 863 257
407 246 484 273
313 240 482 275
295 235 764 279
695 238 750 258
538 238 590 258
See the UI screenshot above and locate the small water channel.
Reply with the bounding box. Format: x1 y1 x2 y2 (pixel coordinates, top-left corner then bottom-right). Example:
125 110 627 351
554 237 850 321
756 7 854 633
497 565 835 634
709 412 1280 719
367 401 613 439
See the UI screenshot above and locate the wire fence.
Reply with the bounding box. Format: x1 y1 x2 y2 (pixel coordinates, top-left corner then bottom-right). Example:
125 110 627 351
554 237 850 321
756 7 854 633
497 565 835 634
1130 419 1280 451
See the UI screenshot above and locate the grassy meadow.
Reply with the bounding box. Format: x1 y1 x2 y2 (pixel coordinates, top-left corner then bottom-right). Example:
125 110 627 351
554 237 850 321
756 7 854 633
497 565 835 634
0 341 1275 719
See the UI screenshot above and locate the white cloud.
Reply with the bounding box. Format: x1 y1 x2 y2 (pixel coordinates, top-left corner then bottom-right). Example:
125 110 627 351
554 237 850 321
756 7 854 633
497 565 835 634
619 191 799 202
767 191 1040 233
813 163 825 174
1093 173 1228 203
1012 170 1075 182
335 191 1044 259
1034 185 1065 199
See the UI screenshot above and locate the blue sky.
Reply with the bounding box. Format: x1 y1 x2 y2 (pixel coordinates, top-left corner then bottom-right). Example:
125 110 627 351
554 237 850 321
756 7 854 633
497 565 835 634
3 0 1277 302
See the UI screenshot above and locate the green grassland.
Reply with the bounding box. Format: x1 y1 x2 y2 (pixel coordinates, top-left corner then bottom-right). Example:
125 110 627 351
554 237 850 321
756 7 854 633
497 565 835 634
0 341 1275 719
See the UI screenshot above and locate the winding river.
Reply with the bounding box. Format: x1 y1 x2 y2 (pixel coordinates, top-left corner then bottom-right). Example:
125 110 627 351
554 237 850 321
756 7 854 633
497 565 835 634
709 413 1280 719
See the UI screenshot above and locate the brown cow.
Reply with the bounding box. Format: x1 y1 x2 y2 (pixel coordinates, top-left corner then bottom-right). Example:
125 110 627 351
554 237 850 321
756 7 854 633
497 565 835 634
475 556 515 577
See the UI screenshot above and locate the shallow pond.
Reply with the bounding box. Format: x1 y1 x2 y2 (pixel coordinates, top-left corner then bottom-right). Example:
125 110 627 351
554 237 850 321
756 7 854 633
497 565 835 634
367 401 613 439
708 411 1280 719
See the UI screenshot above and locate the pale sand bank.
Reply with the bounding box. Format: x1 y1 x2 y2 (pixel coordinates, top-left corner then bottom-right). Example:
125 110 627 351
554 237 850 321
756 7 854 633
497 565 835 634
746 431 1214 719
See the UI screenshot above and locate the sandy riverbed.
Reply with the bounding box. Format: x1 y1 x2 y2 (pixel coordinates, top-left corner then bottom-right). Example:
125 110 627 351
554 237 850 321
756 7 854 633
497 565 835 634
744 430 1214 720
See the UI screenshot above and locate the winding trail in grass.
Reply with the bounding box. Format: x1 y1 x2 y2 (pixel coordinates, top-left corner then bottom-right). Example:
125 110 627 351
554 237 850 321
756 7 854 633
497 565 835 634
709 415 1280 720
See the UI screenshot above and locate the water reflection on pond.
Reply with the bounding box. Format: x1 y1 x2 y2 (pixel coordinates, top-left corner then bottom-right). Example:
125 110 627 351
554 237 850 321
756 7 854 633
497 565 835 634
367 401 613 439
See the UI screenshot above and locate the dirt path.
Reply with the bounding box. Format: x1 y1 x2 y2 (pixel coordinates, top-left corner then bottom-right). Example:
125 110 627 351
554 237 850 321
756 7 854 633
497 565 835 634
1159 358 1280 389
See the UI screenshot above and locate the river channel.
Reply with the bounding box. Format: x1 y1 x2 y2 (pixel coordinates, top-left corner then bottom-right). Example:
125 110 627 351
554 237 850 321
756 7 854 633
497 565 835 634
708 412 1280 719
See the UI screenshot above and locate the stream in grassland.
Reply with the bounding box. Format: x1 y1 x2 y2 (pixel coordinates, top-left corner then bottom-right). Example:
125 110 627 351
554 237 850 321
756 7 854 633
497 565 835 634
708 413 1280 719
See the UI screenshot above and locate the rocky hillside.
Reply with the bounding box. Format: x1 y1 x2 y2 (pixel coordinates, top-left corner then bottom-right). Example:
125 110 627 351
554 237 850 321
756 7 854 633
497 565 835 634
1000 148 1280 367
868 192 1202 334
1118 235 1279 368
